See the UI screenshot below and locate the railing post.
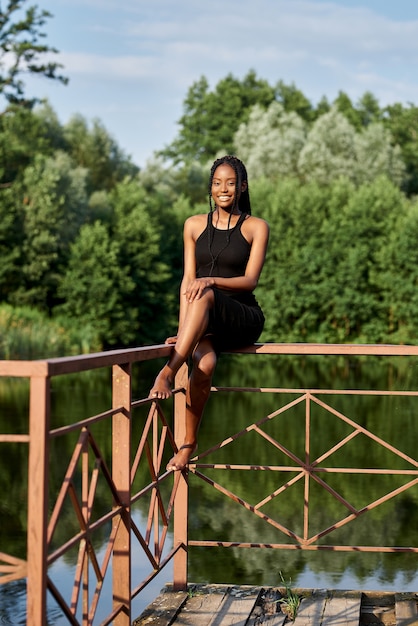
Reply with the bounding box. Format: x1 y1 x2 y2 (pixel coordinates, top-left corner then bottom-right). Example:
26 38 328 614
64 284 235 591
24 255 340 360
112 363 132 625
27 374 50 626
172 362 189 590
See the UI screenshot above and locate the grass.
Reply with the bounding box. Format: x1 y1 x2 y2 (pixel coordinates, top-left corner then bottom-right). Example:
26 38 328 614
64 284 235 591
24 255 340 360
277 571 301 621
0 304 101 359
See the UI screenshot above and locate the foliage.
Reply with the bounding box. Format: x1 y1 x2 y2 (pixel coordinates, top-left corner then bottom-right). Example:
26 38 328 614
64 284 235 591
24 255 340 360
2 68 418 356
275 79 316 122
0 0 67 106
109 178 179 345
234 102 307 180
11 150 89 310
164 70 418 195
0 182 24 300
376 201 418 343
235 104 404 186
384 103 418 195
56 221 136 347
0 101 61 186
62 114 139 192
255 175 414 344
0 303 100 358
160 70 276 164
277 572 301 621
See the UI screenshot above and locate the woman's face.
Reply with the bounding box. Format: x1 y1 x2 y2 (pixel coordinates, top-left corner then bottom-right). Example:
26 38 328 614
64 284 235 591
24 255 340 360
211 163 238 211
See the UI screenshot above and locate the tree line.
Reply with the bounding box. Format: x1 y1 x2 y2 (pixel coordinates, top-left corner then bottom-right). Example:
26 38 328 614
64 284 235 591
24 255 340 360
2 3 418 356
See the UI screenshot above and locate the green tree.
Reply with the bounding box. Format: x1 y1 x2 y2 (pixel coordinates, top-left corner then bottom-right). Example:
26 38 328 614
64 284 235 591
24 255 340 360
315 95 331 117
0 183 24 300
357 91 383 127
333 90 363 130
353 123 404 187
316 177 403 342
234 102 404 188
274 79 315 122
57 221 135 347
298 107 356 184
334 91 383 130
256 176 403 343
0 0 67 106
297 108 404 188
161 70 276 164
63 114 138 192
0 101 62 186
377 197 418 343
384 102 418 195
234 101 306 179
255 178 334 341
11 151 89 309
110 178 178 344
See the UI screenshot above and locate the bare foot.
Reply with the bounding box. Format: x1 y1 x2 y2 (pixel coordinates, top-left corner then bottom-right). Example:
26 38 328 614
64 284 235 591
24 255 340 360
149 370 173 400
166 443 197 471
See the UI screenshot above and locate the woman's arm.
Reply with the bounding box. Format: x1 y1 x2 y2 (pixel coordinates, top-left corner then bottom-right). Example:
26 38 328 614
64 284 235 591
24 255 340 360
178 217 198 328
184 216 269 302
165 215 204 343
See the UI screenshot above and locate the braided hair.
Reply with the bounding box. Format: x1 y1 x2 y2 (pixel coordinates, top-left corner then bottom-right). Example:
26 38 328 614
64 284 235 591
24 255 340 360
206 155 251 276
208 155 252 215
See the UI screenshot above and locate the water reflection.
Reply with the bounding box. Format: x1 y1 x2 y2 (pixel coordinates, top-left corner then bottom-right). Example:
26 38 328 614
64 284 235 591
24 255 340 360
187 354 418 592
1 355 418 623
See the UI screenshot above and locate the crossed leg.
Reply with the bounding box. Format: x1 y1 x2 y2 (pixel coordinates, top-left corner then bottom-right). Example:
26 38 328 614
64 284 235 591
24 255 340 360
166 337 217 471
149 287 215 399
149 287 218 470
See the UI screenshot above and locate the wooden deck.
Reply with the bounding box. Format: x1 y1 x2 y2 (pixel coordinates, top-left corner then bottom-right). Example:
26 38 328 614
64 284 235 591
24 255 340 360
133 584 418 626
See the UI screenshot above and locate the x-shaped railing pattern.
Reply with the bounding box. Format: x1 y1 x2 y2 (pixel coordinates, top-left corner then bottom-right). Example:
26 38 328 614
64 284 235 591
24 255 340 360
45 397 181 625
188 388 418 552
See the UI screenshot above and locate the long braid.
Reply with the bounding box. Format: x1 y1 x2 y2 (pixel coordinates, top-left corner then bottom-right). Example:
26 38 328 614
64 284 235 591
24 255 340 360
206 155 251 276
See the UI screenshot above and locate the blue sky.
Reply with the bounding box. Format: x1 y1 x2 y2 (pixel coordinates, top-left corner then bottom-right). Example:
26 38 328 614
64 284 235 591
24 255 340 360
22 0 418 167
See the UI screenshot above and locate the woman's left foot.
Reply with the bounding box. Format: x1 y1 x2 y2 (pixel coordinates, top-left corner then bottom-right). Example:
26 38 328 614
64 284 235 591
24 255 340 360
166 443 197 471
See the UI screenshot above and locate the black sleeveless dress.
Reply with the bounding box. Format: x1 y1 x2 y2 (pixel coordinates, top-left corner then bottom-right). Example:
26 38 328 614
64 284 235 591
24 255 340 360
195 212 265 351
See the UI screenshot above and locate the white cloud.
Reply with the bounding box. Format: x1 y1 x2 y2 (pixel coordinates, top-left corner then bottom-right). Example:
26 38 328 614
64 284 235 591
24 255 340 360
33 0 418 166
59 52 158 79
56 1 418 83
123 1 418 57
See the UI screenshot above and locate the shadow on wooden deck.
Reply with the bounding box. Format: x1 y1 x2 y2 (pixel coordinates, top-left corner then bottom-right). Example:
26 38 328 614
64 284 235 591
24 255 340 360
133 584 418 626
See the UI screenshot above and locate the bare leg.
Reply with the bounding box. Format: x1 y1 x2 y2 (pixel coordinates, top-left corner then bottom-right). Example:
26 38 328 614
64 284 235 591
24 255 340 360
150 288 215 399
167 338 217 470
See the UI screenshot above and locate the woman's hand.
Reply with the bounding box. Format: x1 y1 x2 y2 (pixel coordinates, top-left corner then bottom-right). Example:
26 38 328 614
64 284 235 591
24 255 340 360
184 277 214 302
165 336 178 344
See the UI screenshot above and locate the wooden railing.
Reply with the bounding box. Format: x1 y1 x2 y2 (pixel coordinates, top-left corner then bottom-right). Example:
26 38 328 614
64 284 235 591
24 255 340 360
1 343 418 625
0 345 185 626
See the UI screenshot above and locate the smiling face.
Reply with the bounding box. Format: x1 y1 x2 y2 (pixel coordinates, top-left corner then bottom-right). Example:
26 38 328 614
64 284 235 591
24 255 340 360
211 163 248 213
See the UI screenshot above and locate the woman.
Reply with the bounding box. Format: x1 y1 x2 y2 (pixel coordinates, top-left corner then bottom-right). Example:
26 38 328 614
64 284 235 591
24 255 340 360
150 155 269 470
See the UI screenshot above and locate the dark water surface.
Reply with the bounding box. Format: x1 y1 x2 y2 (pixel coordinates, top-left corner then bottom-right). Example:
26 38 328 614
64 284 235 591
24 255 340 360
1 354 418 623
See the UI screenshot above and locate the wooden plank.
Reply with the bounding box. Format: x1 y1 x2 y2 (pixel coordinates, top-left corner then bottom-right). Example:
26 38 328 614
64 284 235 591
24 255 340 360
291 590 327 626
395 593 418 625
248 609 287 625
263 615 286 625
246 588 286 626
207 587 260 626
321 592 361 626
175 588 229 626
132 589 188 626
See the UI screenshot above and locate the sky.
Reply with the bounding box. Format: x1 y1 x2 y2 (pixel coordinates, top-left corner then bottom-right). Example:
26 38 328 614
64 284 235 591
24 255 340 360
20 0 418 168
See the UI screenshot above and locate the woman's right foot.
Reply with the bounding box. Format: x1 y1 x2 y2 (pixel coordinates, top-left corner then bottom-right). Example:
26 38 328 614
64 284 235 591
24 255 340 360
149 370 173 400
166 443 197 471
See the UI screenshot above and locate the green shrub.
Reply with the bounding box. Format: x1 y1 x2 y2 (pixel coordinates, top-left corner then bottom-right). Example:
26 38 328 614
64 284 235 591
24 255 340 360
0 304 101 359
